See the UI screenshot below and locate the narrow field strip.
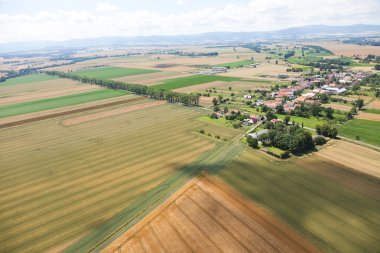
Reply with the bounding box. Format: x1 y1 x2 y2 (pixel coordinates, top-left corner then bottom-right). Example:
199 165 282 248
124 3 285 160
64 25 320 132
63 100 166 126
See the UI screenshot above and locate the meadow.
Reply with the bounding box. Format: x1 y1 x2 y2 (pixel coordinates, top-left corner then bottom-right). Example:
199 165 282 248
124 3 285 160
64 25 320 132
215 60 254 68
0 104 222 253
337 119 380 146
151 75 241 90
218 148 380 253
73 66 159 79
0 89 129 118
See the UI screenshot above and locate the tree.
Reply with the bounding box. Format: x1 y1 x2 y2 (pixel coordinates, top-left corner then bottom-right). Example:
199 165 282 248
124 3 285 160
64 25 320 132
284 115 291 125
320 124 338 138
324 107 334 119
316 125 322 135
212 98 218 106
266 111 277 121
314 136 327 145
275 105 285 114
224 106 229 114
213 106 220 112
354 99 364 110
247 135 259 149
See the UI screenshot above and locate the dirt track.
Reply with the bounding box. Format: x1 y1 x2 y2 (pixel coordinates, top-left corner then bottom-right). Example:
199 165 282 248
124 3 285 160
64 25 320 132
0 96 145 129
102 176 322 253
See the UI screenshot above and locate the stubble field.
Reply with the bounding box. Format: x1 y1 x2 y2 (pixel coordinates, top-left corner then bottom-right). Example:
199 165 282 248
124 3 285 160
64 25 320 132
0 103 217 253
217 148 380 253
103 176 321 253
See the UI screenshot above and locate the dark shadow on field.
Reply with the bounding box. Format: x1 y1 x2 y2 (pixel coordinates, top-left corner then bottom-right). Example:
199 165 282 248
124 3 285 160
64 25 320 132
216 151 380 253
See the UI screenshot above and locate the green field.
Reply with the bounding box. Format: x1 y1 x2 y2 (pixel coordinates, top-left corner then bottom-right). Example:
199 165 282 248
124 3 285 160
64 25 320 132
0 104 239 253
288 55 322 65
151 75 241 90
0 74 59 87
218 149 380 253
277 114 325 129
337 119 380 146
0 89 129 118
73 66 159 79
363 108 380 114
215 60 254 68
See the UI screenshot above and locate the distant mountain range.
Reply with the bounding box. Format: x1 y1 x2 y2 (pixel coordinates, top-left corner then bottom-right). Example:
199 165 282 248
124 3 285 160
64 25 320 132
1 24 380 54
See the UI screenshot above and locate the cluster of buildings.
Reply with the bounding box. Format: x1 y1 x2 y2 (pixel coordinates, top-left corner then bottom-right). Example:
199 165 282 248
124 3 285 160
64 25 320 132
245 71 368 113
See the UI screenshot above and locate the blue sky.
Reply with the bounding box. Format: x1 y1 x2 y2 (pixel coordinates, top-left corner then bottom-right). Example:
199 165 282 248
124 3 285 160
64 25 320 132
0 0 380 43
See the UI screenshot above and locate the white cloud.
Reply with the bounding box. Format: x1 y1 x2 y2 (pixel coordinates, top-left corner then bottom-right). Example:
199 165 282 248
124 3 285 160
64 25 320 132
176 0 186 5
0 0 379 43
96 2 118 12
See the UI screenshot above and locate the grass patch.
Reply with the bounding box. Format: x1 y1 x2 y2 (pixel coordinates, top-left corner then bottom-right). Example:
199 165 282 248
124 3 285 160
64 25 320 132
0 89 129 118
337 119 380 146
218 149 380 253
73 66 159 79
152 75 241 91
0 74 59 87
215 60 254 68
362 108 380 114
277 115 325 129
288 56 323 65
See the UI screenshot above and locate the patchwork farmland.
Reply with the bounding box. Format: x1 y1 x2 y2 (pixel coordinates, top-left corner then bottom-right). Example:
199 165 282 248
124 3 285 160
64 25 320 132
73 66 159 79
0 103 232 253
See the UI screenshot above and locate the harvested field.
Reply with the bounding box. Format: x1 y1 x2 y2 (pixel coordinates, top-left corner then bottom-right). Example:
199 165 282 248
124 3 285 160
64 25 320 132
0 78 92 99
357 111 380 121
0 104 217 253
0 85 100 105
0 95 141 128
103 176 321 253
151 75 240 91
199 96 215 107
367 99 380 109
221 63 298 79
315 140 380 178
313 42 380 57
112 71 191 86
173 80 272 93
73 66 159 79
218 148 380 253
323 103 352 112
64 100 166 126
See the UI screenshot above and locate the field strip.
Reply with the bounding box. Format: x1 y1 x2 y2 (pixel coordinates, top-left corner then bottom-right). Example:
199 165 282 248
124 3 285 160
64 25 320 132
0 96 145 129
63 100 166 126
0 105 195 158
0 113 201 182
0 135 209 212
0 85 100 105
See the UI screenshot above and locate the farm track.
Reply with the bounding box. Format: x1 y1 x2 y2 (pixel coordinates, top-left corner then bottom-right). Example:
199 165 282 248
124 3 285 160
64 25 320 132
0 96 146 129
103 176 322 253
0 104 228 253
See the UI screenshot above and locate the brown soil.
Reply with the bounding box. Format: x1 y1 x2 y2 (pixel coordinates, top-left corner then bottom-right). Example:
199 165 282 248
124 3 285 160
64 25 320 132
0 96 145 129
357 111 380 121
367 100 380 110
63 101 166 126
323 103 352 112
312 42 380 57
102 176 322 253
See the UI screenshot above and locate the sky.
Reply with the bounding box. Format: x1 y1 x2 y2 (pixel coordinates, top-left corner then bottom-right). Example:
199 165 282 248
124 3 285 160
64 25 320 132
0 0 380 43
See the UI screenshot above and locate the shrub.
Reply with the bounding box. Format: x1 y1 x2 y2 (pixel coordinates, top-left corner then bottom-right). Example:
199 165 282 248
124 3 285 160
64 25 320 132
314 136 327 145
199 129 205 134
280 151 290 159
247 135 259 149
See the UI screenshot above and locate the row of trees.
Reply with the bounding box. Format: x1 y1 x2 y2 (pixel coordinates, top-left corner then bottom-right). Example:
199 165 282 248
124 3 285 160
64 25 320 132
44 71 200 106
